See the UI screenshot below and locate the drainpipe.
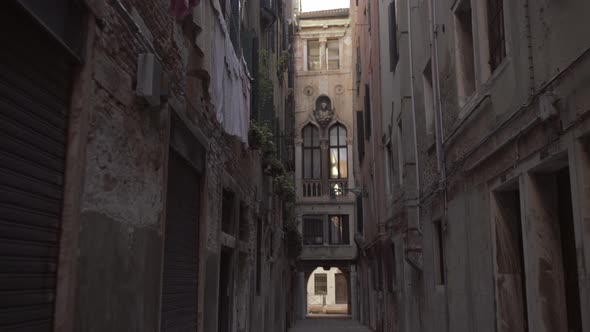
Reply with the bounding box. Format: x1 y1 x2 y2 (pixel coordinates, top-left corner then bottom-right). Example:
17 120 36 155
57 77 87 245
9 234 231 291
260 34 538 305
429 0 450 330
406 1 420 332
429 0 447 183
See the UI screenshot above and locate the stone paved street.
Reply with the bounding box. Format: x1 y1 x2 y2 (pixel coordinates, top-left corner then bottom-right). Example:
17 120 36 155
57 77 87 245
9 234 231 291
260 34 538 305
289 318 373 332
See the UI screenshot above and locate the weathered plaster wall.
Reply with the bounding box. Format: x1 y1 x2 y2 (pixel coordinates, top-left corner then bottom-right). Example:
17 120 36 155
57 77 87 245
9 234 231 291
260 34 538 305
65 0 295 331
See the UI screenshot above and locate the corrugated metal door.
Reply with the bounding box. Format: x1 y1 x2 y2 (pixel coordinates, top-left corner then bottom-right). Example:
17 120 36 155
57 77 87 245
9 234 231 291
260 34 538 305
161 149 200 331
0 4 73 331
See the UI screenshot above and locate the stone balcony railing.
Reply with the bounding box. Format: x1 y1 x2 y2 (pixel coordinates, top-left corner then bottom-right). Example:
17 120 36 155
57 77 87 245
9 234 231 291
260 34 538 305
302 179 322 197
328 179 348 197
301 179 350 198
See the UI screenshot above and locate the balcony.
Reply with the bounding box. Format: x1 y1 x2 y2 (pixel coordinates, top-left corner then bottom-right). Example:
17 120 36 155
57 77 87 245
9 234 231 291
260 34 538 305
302 180 322 197
329 179 347 197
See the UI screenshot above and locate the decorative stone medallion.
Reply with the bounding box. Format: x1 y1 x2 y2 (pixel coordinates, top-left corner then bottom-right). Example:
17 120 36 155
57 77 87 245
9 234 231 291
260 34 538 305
303 86 314 96
335 84 344 95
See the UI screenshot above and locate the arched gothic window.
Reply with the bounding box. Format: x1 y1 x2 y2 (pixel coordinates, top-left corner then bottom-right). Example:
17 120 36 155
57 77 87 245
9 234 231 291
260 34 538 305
329 124 348 179
302 124 320 179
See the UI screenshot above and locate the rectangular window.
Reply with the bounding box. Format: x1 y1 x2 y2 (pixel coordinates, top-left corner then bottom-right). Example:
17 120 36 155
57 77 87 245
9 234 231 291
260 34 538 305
356 196 364 234
328 215 350 245
454 0 476 105
385 142 394 195
221 190 235 234
422 60 435 137
388 2 399 72
356 111 365 161
303 217 324 245
433 220 446 285
307 39 320 71
356 46 361 95
364 84 372 140
487 0 506 71
314 273 328 295
239 202 249 241
256 218 262 295
327 39 340 70
388 243 397 291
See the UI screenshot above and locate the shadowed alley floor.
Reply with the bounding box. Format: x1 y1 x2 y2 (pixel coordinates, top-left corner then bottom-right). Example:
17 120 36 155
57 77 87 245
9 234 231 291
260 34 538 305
289 318 372 332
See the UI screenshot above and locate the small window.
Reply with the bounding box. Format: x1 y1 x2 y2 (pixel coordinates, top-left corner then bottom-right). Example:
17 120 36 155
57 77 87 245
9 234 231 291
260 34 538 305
388 243 397 291
388 2 399 71
328 215 350 245
307 40 321 71
329 125 348 179
221 190 235 234
327 39 340 70
487 0 506 71
454 0 476 104
356 46 361 95
356 111 365 161
314 273 328 295
356 196 364 234
364 84 372 139
385 141 394 195
396 119 404 185
433 220 446 285
422 60 435 137
302 125 321 179
303 217 324 245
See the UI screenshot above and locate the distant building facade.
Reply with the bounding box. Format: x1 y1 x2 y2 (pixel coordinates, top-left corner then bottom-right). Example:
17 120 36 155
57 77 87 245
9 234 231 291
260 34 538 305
291 3 359 320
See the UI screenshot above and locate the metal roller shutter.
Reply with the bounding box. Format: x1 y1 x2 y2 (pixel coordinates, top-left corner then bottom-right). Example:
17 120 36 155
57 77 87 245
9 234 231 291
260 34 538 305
160 149 201 331
0 4 73 331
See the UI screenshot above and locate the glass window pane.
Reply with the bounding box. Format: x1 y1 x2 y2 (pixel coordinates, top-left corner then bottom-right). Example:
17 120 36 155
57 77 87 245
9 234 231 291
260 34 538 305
330 127 338 146
312 126 319 146
330 216 342 244
304 149 312 179
338 127 347 145
308 40 320 70
313 149 321 179
303 126 311 146
327 40 340 70
339 148 348 178
330 148 339 179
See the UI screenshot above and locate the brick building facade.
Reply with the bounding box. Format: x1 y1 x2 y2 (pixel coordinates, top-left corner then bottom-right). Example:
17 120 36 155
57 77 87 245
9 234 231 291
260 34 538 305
0 0 297 331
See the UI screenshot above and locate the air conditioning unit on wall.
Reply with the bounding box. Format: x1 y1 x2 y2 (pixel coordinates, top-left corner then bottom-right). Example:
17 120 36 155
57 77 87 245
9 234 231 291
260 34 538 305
136 53 162 107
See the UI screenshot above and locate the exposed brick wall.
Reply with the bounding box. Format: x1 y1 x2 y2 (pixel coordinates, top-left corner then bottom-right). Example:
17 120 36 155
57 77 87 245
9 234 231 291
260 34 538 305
71 0 293 330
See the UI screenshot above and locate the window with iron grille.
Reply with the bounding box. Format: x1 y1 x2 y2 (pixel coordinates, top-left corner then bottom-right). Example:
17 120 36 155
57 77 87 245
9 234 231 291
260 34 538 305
303 217 324 245
314 273 328 295
328 215 350 245
302 124 321 179
487 0 506 71
329 124 348 179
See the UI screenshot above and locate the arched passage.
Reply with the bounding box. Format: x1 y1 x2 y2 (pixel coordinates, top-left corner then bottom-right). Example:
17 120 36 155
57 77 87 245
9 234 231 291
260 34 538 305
304 265 351 316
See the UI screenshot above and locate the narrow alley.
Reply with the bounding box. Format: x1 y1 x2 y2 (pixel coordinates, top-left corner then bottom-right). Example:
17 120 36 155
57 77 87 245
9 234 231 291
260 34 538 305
1 0 590 331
